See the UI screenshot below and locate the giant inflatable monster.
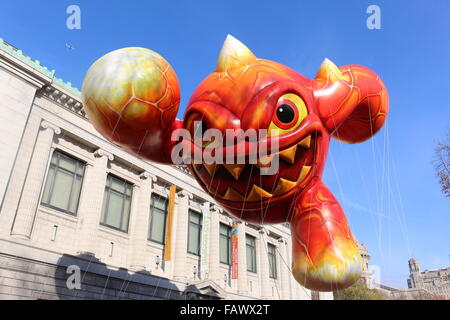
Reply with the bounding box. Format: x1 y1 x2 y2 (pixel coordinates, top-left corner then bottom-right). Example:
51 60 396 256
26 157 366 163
82 35 389 292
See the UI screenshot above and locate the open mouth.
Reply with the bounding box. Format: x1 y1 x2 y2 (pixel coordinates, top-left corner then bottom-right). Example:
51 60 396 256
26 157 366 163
191 133 318 203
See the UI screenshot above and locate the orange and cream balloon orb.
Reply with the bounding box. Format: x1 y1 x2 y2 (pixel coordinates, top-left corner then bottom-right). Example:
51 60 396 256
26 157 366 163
82 47 180 161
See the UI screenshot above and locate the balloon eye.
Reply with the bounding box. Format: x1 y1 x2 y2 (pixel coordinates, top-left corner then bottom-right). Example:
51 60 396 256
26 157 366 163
276 104 295 124
268 93 308 136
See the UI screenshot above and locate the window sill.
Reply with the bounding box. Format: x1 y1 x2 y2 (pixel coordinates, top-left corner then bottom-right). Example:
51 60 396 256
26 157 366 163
147 241 165 250
187 251 201 257
39 205 78 224
98 225 130 240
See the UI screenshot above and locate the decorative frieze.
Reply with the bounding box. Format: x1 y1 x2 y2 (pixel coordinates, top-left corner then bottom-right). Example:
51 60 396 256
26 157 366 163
39 85 85 118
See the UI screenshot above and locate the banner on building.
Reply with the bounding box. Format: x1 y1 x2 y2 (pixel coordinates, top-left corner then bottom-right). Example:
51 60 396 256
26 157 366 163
200 202 211 276
231 219 239 279
163 185 177 261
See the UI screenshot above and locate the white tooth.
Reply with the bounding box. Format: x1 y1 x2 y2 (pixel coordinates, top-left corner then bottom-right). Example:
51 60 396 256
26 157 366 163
222 187 245 201
203 163 218 176
223 163 246 180
297 166 312 183
299 135 311 149
245 185 273 201
256 155 273 168
273 178 297 196
279 145 297 164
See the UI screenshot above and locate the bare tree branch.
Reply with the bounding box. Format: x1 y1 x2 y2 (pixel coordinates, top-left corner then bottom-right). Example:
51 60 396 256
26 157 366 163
433 130 450 198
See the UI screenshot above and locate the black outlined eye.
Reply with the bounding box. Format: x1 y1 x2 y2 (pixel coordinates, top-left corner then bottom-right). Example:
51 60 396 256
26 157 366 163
269 93 308 135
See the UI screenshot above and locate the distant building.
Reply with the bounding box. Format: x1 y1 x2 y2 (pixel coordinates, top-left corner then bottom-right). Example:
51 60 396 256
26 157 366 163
0 39 334 300
406 258 450 299
357 242 372 288
375 258 450 300
346 242 449 300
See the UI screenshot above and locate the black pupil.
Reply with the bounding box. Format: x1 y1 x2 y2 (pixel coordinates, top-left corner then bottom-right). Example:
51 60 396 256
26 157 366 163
277 104 295 124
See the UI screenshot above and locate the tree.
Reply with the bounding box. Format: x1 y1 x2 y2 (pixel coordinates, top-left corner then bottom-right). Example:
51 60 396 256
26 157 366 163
333 280 388 300
433 130 450 198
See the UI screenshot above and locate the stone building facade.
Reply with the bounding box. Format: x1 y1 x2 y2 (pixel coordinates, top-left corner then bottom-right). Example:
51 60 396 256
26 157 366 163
0 39 334 300
406 258 449 299
370 258 450 300
357 242 372 288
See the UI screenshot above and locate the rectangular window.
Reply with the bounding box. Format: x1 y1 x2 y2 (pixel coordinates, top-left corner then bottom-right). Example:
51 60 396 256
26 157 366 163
100 175 133 232
246 234 257 273
219 223 232 265
268 243 277 279
148 194 168 244
187 210 202 255
41 150 85 216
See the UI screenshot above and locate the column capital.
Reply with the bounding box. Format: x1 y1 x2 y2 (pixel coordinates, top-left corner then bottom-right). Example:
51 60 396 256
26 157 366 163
40 120 61 135
94 148 114 161
202 200 211 207
210 204 223 214
140 171 157 182
258 227 269 236
277 237 287 245
177 189 193 200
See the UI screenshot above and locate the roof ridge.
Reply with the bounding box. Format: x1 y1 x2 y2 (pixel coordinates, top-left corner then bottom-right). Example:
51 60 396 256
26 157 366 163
0 38 81 97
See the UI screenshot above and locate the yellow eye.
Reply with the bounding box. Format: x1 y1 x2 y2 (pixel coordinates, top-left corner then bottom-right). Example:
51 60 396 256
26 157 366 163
268 93 308 136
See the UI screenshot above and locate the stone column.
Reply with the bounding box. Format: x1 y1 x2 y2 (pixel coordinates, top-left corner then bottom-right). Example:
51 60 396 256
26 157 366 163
208 205 222 284
237 221 248 295
278 237 291 299
129 172 156 270
75 149 113 256
11 121 61 239
258 227 271 299
172 190 192 282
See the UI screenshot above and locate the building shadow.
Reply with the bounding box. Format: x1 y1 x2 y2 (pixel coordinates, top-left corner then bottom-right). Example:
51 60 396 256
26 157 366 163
184 280 224 300
54 253 184 300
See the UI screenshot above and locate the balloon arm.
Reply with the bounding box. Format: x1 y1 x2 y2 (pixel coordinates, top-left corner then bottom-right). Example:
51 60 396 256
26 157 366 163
314 63 389 144
290 179 362 291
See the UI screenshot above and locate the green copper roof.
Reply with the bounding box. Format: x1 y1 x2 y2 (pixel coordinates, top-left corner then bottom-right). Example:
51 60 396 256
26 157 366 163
0 38 81 96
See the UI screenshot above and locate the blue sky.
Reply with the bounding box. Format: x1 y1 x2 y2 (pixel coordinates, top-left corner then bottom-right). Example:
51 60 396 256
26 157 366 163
1 0 449 288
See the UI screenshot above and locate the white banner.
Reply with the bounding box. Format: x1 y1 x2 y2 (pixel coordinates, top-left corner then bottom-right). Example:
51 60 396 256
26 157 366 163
200 202 211 276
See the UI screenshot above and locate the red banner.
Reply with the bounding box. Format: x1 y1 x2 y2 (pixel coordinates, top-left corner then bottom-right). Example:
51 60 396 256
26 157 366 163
231 221 239 279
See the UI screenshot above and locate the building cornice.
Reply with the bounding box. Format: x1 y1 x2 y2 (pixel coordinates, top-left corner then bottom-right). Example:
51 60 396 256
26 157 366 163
39 85 85 118
0 39 82 100
0 39 55 78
